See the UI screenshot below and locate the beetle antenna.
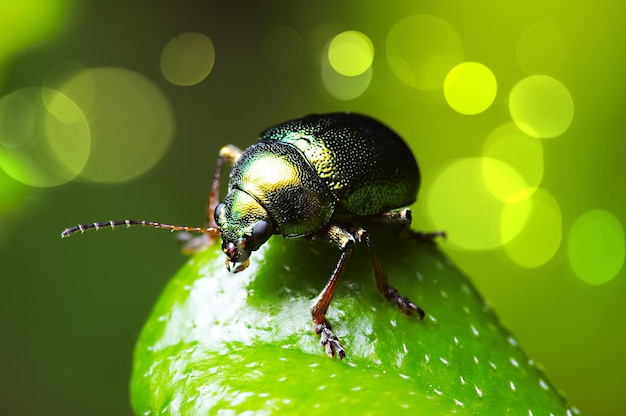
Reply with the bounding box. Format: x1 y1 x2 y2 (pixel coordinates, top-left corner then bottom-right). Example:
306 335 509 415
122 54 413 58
61 220 220 238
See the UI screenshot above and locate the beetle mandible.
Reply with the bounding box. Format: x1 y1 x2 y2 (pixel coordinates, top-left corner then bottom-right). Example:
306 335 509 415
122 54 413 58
62 112 444 359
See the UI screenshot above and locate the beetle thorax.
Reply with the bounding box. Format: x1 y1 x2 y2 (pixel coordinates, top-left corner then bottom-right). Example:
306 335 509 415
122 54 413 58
229 141 335 238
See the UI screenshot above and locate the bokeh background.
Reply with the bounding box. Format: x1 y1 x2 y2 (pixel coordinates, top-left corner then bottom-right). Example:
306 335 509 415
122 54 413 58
1 0 624 414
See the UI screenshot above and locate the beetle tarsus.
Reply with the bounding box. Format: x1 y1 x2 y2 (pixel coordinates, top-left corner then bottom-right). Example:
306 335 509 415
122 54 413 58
315 321 346 359
410 230 447 244
383 286 425 319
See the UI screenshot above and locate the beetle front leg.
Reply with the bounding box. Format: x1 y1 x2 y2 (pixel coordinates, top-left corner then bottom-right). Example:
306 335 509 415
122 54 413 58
312 249 350 359
182 145 242 254
207 145 242 227
310 224 356 359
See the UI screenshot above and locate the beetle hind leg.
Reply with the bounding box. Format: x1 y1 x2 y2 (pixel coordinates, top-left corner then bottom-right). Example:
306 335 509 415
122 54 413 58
376 209 446 244
355 227 425 319
409 229 447 244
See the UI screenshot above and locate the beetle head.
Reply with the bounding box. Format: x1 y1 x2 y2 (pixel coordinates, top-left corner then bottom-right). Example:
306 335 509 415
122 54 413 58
214 189 274 273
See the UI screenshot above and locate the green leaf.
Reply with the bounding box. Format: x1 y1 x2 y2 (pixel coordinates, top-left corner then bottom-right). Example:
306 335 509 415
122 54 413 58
130 233 577 415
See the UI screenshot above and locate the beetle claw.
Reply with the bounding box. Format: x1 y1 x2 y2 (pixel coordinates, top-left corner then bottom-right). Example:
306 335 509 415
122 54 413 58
315 322 346 359
411 230 447 244
398 297 425 320
381 286 425 320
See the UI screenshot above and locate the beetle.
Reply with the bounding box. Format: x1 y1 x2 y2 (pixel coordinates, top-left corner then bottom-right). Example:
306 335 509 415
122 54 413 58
62 112 443 359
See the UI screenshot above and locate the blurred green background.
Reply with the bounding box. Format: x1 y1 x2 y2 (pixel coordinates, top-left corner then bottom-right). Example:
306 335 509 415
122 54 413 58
1 0 624 415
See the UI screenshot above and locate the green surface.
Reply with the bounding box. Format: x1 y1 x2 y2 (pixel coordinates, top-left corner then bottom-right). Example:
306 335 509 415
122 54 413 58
131 235 575 414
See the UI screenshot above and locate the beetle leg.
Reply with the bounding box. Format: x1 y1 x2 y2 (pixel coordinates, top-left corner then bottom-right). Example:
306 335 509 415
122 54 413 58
207 145 243 227
310 224 355 359
377 208 413 226
393 209 446 243
181 145 242 254
410 230 447 244
374 209 447 244
354 227 425 319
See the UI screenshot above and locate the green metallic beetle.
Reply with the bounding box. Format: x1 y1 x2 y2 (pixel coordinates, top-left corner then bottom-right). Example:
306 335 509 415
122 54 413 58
62 113 443 359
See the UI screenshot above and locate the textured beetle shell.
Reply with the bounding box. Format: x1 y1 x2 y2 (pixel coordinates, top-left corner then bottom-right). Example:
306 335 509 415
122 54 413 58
260 113 420 217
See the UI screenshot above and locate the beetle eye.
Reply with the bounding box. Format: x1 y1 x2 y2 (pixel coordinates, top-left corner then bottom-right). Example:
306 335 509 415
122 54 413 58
250 220 272 248
214 203 224 226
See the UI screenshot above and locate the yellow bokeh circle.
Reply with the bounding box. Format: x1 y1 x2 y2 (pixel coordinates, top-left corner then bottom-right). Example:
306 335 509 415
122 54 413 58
161 32 216 86
0 87 90 187
56 67 175 183
568 210 625 285
509 75 574 139
483 123 544 199
444 62 497 115
481 157 531 203
327 31 374 77
423 157 531 251
501 188 562 268
321 42 372 101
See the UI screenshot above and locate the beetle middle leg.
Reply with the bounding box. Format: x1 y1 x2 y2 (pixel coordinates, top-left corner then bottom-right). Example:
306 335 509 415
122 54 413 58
181 145 243 254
